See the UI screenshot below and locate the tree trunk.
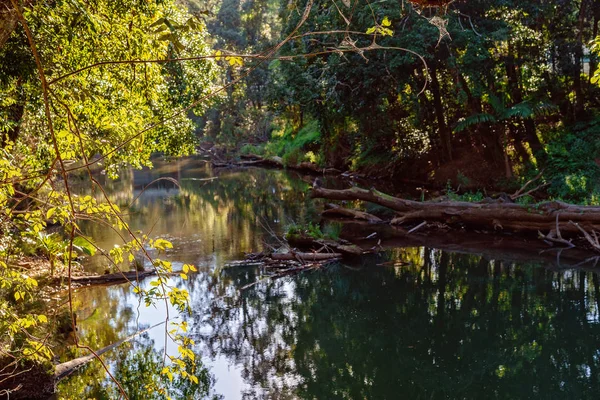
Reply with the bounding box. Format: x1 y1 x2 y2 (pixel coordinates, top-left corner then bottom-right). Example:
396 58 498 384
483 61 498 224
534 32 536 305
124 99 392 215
574 0 591 119
429 64 452 162
505 41 546 164
0 0 20 49
456 70 484 149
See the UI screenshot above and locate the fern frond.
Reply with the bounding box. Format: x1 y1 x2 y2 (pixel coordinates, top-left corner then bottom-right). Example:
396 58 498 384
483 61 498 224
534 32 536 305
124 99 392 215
454 113 496 132
504 102 533 119
486 94 505 115
532 102 559 117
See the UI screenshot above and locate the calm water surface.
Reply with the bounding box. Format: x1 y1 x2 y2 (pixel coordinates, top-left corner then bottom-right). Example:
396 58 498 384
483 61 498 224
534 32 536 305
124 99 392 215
57 158 600 399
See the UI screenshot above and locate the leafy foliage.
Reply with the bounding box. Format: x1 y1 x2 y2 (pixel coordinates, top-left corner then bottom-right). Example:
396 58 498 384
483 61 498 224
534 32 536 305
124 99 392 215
0 0 218 396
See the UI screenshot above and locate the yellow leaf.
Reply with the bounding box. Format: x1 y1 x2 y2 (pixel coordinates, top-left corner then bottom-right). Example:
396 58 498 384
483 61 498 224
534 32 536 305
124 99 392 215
382 16 391 27
215 50 222 61
180 273 188 280
153 238 173 251
182 264 189 273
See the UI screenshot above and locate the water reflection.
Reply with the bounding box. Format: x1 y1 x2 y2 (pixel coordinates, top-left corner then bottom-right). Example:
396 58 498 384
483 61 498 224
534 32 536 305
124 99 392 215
59 160 600 399
79 159 316 273
198 250 600 399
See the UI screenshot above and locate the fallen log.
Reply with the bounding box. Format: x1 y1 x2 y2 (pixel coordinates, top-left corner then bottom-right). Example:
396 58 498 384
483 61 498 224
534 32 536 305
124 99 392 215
55 322 164 381
322 203 383 223
54 270 156 286
316 239 364 256
285 233 364 256
271 252 342 261
311 186 600 235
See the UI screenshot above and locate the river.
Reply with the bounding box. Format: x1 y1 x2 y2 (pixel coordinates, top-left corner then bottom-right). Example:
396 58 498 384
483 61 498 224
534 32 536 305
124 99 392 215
56 157 600 399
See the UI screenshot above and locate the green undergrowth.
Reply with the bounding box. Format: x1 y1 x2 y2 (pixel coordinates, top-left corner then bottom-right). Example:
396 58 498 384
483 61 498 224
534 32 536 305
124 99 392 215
542 119 600 205
240 120 322 167
285 221 341 241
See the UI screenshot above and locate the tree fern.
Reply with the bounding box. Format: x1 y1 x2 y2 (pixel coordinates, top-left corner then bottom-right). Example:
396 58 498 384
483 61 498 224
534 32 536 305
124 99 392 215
454 113 496 132
503 102 533 119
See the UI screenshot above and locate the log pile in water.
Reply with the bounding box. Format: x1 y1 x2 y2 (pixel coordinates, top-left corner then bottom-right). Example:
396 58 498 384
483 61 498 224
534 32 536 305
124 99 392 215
225 250 343 289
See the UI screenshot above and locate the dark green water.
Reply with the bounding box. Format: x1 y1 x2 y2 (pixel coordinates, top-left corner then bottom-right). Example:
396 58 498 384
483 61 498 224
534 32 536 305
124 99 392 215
57 158 600 399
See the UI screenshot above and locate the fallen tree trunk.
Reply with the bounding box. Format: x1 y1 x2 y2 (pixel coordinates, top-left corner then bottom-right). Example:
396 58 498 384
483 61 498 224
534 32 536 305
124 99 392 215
55 322 164 381
54 270 156 287
322 203 383 223
311 186 600 235
285 232 365 256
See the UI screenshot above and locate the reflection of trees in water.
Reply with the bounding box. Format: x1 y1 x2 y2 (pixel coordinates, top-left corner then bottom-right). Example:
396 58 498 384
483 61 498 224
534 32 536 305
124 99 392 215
194 249 600 399
80 165 317 272
57 333 220 399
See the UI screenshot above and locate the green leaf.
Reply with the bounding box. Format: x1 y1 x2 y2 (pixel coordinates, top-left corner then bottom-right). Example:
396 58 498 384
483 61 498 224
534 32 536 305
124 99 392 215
73 236 96 256
149 17 167 28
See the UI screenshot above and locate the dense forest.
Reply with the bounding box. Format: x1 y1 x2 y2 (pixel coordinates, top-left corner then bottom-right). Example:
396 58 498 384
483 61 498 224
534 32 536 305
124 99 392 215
191 0 600 203
1 0 600 398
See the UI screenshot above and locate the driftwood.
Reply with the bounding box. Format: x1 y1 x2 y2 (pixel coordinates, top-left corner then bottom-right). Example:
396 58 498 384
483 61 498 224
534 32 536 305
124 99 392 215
271 252 342 261
311 186 600 235
315 239 364 256
54 270 156 287
285 233 365 256
225 250 342 290
322 203 383 223
54 322 164 381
